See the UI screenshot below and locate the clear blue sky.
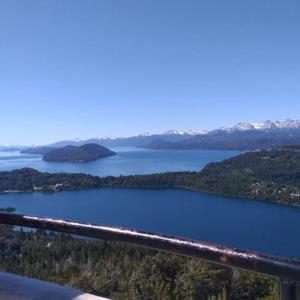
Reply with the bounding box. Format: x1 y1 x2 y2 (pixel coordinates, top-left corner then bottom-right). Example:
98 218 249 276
0 0 299 144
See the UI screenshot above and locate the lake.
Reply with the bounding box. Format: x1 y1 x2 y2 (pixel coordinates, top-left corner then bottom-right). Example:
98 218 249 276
0 147 298 259
0 188 299 258
0 147 239 176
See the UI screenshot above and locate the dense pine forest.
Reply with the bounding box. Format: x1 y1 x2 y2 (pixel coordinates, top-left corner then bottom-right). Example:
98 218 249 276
0 225 278 299
0 145 299 205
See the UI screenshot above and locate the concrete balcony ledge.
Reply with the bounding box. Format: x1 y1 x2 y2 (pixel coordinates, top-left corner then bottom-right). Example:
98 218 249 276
0 272 109 300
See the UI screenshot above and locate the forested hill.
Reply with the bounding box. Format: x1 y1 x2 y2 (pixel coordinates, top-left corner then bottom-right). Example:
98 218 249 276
195 145 300 204
0 145 300 205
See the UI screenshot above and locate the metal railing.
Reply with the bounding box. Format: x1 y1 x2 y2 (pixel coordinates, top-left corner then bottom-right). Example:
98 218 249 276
0 212 299 300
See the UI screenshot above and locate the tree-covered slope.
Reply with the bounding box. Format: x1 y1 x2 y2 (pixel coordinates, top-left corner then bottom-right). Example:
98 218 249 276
195 145 300 204
0 225 278 299
0 168 102 192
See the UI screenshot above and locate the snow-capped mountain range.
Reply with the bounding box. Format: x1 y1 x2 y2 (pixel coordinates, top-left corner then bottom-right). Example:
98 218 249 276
48 129 209 147
145 119 300 151
218 119 300 133
134 119 300 137
45 118 299 148
163 130 208 136
1 119 299 150
51 119 300 145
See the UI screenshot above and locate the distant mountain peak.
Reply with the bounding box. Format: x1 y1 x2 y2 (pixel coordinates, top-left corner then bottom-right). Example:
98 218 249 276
163 129 207 136
163 130 184 135
220 122 255 133
218 119 300 133
139 132 153 137
15 118 300 151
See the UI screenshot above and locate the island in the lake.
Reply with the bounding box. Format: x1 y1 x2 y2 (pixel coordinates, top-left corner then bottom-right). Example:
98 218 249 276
42 143 116 163
1 145 300 205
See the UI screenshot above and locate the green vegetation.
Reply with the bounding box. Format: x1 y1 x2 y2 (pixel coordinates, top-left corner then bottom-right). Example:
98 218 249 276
0 225 278 299
0 168 102 192
193 145 300 205
1 145 300 205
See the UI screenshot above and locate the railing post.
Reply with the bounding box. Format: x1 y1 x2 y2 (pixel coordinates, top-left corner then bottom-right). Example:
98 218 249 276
280 279 300 300
222 283 230 300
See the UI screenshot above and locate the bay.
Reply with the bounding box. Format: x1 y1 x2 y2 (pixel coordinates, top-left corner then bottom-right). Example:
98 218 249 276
0 188 298 258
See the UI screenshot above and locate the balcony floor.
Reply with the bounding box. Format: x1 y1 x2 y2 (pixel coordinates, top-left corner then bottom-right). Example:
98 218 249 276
0 272 109 300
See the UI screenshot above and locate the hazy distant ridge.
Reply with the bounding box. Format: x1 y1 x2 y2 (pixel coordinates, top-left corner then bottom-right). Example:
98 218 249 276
47 119 300 151
3 119 300 151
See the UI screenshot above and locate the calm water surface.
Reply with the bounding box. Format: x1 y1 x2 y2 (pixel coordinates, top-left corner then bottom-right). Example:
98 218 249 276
0 188 299 258
0 147 298 258
0 147 239 176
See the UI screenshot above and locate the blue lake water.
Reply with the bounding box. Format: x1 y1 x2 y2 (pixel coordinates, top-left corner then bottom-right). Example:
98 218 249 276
0 147 299 258
0 147 239 176
0 188 299 258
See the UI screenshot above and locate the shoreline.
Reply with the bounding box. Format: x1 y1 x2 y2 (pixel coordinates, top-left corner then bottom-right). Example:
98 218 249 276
0 190 23 194
0 184 299 210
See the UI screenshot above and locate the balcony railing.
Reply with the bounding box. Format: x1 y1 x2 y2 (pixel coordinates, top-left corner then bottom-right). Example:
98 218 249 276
0 212 299 300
